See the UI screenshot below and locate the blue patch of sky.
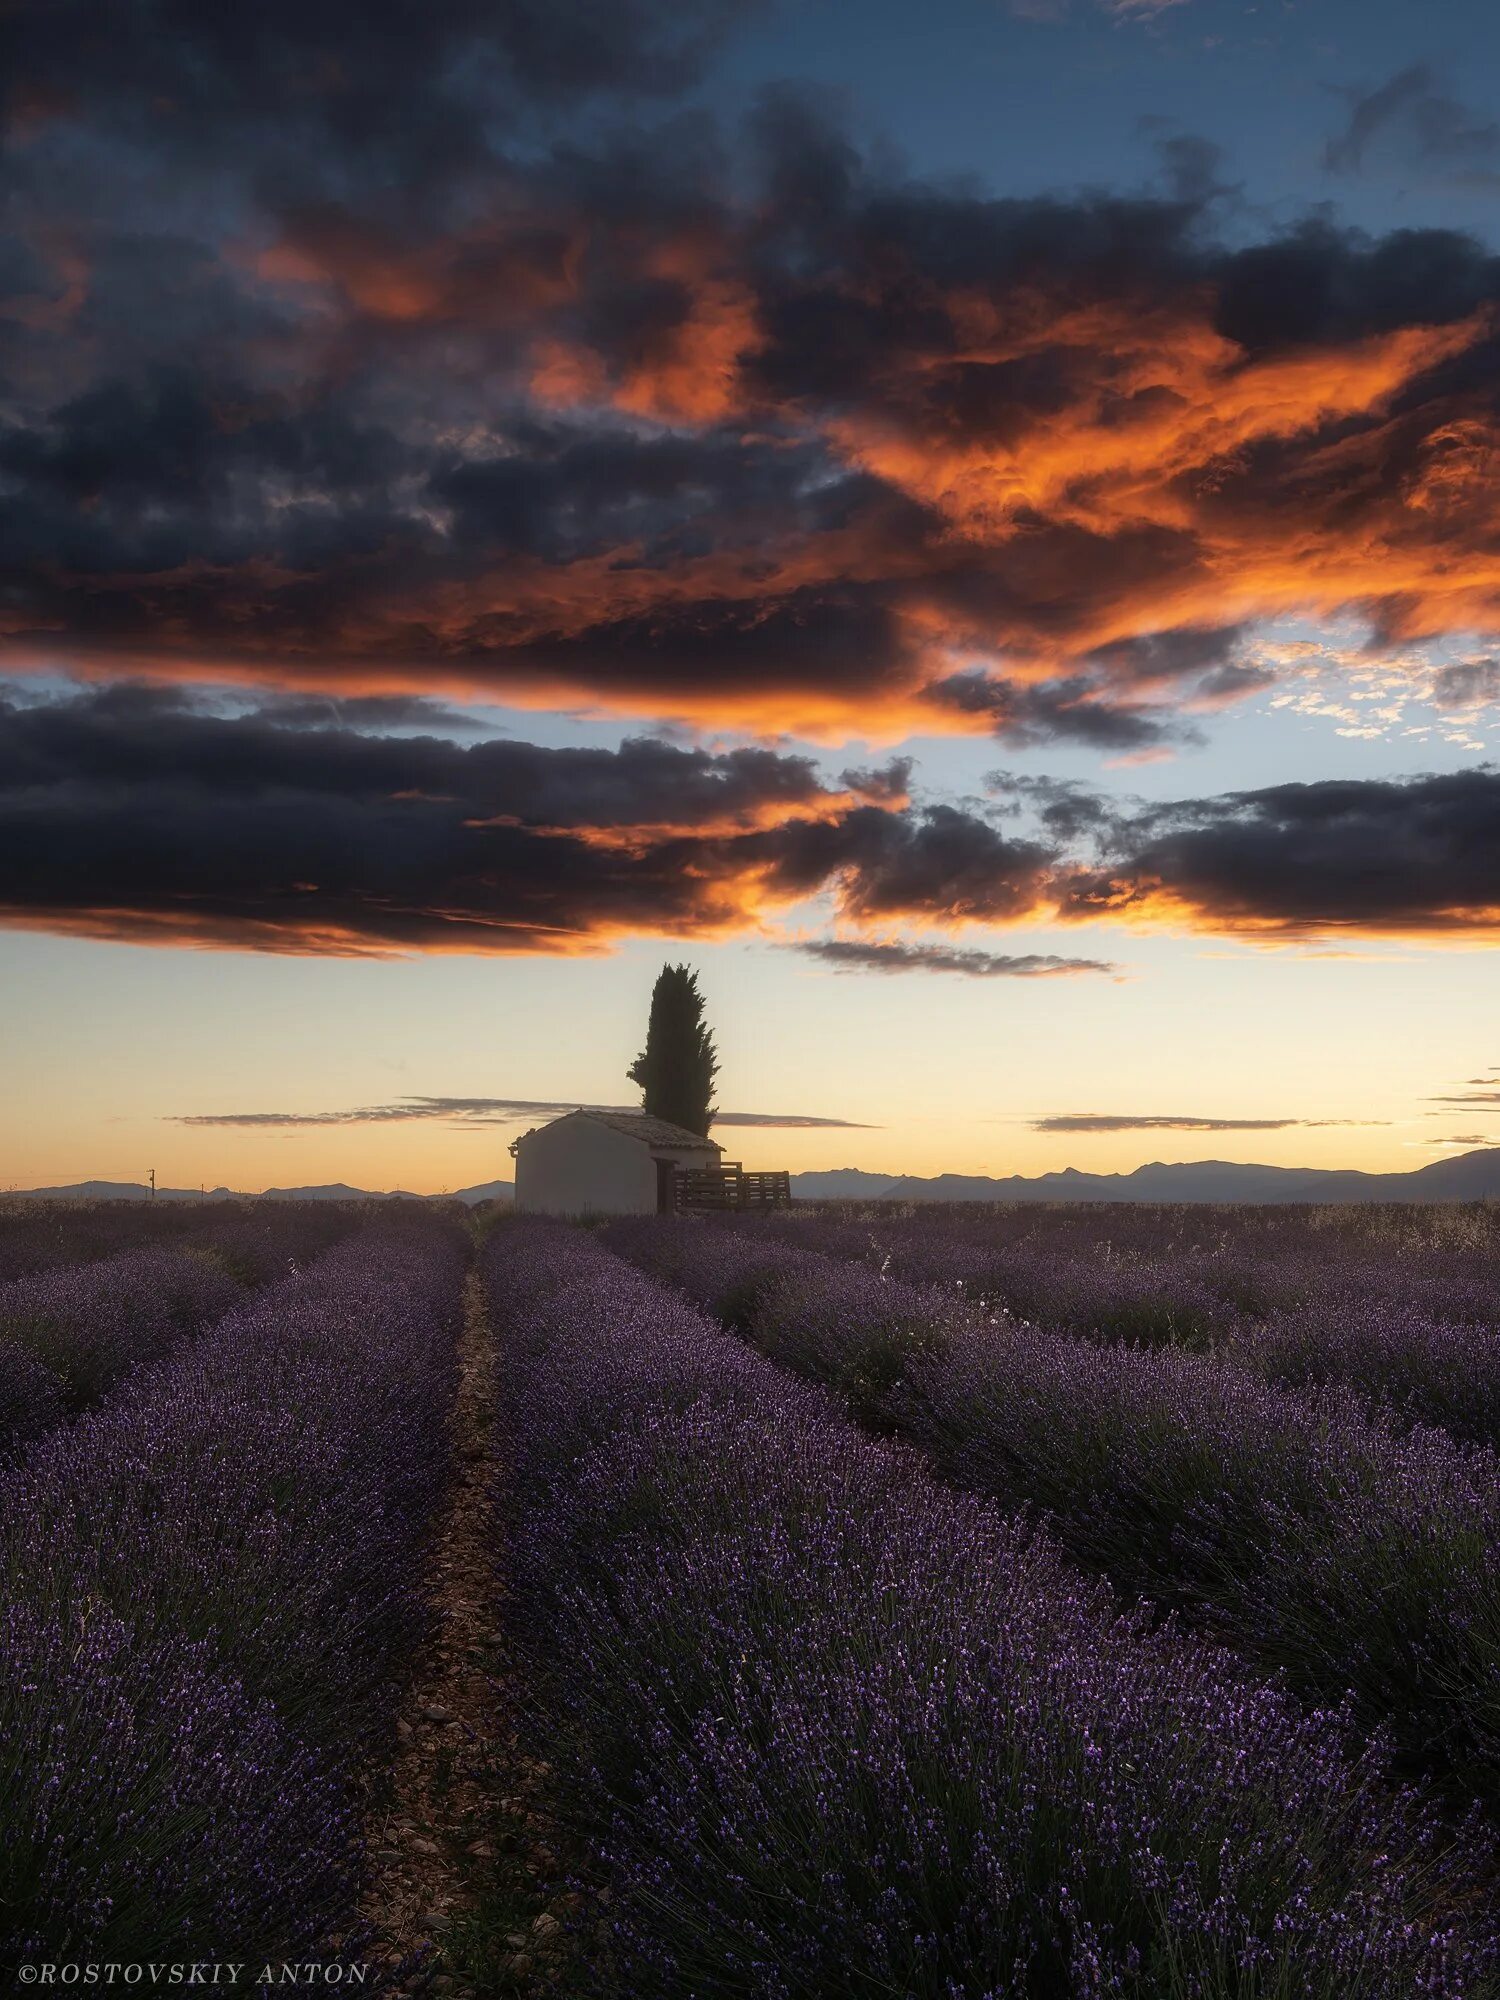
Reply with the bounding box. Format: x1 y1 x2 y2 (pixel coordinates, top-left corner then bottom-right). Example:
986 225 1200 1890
703 0 1500 249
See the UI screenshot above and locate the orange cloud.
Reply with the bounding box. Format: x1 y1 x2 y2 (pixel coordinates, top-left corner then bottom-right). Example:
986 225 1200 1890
12 146 1500 744
1068 883 1500 945
254 203 584 326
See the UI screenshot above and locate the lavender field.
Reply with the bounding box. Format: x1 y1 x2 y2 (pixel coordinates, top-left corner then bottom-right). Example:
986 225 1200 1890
13 1195 1500 1997
21 0 1500 1980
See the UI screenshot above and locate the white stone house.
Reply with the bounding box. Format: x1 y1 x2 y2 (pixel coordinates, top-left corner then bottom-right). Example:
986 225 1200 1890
510 1109 723 1216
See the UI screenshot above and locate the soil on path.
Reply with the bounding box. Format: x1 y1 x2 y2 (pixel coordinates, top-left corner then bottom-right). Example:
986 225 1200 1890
359 1265 571 1996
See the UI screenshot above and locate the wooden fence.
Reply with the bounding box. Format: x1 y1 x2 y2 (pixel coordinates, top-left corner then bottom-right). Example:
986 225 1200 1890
675 1163 792 1212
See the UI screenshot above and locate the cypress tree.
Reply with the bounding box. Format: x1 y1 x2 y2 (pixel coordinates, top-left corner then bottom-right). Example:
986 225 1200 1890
627 963 720 1137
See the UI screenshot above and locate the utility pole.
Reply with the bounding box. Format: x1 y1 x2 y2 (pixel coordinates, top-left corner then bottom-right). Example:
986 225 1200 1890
148 1168 156 1200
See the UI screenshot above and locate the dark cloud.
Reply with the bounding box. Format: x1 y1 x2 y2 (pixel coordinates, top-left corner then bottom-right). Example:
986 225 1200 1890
1193 661 1277 705
1208 217 1495 355
174 1095 868 1129
713 1110 876 1127
1031 1113 1376 1133
8 682 1500 953
792 939 1117 977
986 773 1118 841
837 756 914 805
429 427 864 568
758 805 1058 926
0 681 1037 951
1062 768 1500 938
0 682 882 831
1079 621 1274 714
1083 625 1243 686
244 693 497 734
1324 65 1500 183
927 672 1191 752
1430 659 1500 709
0 681 922 952
0 55 1498 740
175 1100 557 1129
472 587 925 712
3 0 758 155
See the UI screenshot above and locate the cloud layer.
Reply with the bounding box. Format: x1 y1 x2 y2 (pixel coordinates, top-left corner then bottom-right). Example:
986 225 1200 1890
1066 770 1500 938
1325 66 1500 185
4 18 1500 741
6 684 1500 952
0 683 1043 951
792 939 1117 977
1030 1113 1381 1133
173 1094 870 1129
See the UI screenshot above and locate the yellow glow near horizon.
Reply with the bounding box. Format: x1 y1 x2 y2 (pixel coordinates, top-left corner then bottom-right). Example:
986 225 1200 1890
6 924 1494 1194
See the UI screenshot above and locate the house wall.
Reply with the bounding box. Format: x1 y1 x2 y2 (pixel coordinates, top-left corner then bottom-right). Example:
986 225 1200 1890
514 1117 659 1216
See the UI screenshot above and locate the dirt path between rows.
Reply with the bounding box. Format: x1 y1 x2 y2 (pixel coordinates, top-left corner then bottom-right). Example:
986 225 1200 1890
359 1264 570 1996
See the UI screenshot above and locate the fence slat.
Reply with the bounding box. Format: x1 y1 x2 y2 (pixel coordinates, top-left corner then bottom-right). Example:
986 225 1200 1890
675 1166 790 1212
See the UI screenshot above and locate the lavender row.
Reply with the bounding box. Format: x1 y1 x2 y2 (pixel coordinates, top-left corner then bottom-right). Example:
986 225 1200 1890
751 1211 1500 1447
787 1197 1500 1317
0 1220 466 1960
486 1219 1498 1998
0 1247 244 1453
0 1202 422 1459
0 1195 362 1286
776 1192 1500 1320
610 1217 1500 1813
768 1202 1500 1336
0 1197 208 1284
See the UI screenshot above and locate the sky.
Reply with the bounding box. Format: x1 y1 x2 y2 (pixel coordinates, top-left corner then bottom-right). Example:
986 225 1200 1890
4 0 1500 1191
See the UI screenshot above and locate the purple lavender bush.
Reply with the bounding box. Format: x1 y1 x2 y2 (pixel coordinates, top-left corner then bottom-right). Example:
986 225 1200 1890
0 1199 196 1283
1239 1292 1500 1445
612 1217 1500 1811
182 1200 365 1285
0 1221 464 1957
893 1229 1500 1438
795 1220 1229 1349
0 1601 357 1958
759 1203 1500 1359
0 1247 243 1409
0 1341 63 1458
488 1220 1499 1998
604 1214 974 1412
0 1195 363 1286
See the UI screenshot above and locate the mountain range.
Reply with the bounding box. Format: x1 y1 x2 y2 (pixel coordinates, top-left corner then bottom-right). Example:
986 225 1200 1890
12 1151 1500 1205
791 1148 1500 1204
5 1178 517 1206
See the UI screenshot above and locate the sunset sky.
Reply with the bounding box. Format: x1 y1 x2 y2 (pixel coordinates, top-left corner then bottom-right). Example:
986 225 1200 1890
5 0 1500 1191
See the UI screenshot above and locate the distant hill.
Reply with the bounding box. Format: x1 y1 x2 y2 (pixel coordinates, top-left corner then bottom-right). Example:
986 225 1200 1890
788 1169 902 1200
445 1180 515 1206
15 1153 1500 1206
871 1148 1500 1205
6 1180 237 1202
8 1179 514 1206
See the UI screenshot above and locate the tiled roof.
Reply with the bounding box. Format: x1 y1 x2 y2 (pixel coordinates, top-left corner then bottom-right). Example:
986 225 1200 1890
578 1109 722 1152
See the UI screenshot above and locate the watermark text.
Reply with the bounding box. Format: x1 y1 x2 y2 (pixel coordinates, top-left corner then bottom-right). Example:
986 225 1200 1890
14 1968 372 1989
